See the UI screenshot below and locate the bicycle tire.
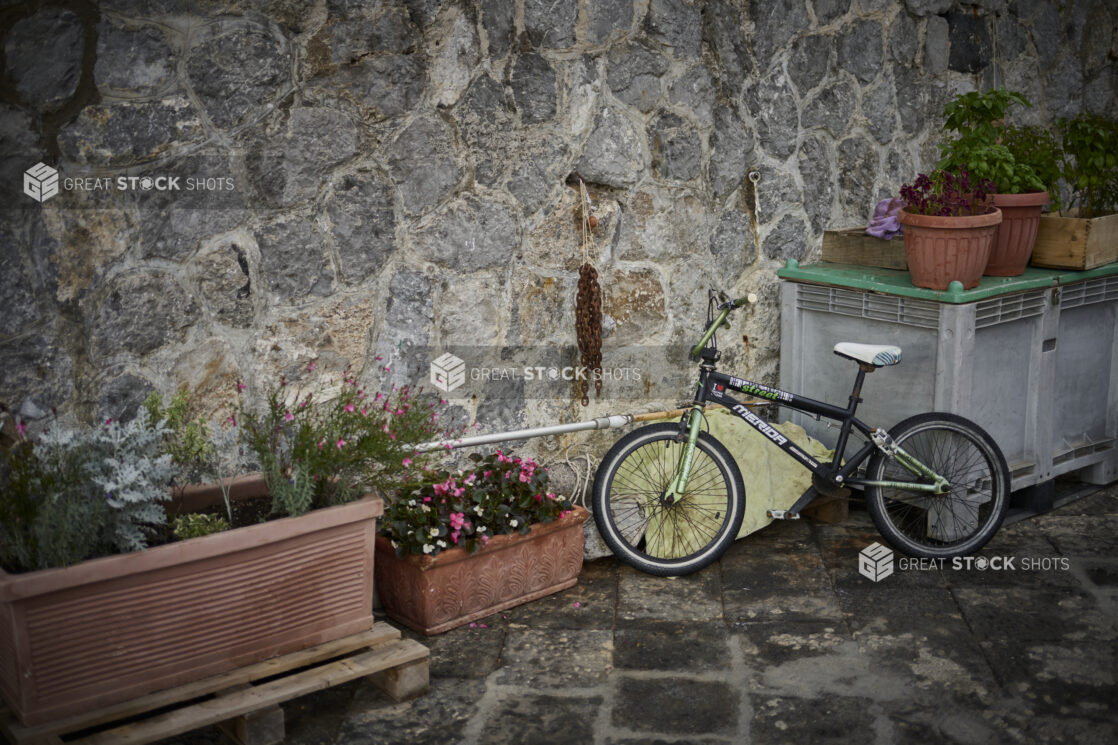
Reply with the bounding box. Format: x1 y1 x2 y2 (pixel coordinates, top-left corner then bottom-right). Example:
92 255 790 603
592 423 745 576
865 412 1009 558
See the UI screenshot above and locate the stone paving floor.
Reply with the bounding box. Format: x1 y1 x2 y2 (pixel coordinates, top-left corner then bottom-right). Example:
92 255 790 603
162 482 1118 745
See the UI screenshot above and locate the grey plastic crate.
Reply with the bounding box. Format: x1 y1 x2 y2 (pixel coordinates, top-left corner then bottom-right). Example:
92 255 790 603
779 276 1118 491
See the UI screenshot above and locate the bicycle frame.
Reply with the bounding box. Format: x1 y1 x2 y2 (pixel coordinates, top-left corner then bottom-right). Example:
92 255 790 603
664 359 951 501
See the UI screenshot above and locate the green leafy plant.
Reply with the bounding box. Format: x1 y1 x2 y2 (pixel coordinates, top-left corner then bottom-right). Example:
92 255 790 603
172 513 230 539
937 89 1047 195
0 410 175 573
144 389 254 522
381 450 575 557
237 364 447 518
1057 112 1118 217
999 124 1064 210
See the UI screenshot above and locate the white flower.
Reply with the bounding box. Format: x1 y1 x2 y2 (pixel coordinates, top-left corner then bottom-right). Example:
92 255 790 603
429 528 439 537
437 540 446 548
478 526 486 532
408 499 417 507
423 544 434 554
510 519 519 528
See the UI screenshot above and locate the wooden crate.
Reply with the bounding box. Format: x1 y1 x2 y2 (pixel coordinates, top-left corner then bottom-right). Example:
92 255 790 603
0 624 428 745
821 227 908 270
1031 211 1118 270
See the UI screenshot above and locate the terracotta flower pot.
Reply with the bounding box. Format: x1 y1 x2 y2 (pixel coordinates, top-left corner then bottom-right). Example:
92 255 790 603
899 208 1003 290
986 191 1050 276
0 474 382 726
375 506 589 635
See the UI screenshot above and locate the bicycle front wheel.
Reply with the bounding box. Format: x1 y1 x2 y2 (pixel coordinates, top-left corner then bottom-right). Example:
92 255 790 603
592 423 745 576
865 412 1009 558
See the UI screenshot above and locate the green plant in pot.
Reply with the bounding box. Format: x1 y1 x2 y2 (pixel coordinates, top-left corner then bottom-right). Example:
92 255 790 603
898 168 1002 291
1057 112 1118 219
937 89 1051 276
1029 112 1118 270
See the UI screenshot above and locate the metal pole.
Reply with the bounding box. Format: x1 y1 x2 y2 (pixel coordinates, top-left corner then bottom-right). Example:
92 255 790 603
412 403 768 453
414 415 633 453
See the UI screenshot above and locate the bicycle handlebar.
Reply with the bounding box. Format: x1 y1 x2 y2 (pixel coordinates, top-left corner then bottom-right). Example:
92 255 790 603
689 292 758 359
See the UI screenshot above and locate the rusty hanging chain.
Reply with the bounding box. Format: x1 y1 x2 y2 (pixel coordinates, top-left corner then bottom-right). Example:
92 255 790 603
574 177 603 407
576 262 602 406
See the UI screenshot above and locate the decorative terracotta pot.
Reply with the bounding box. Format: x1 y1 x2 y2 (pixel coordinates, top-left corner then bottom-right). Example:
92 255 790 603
986 191 1050 276
0 474 382 727
375 506 589 635
899 208 1002 290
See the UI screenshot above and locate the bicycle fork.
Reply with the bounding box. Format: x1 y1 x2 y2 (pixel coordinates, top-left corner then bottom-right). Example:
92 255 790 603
663 405 705 503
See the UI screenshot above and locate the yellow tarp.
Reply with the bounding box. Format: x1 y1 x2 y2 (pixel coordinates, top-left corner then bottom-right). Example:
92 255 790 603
703 409 835 540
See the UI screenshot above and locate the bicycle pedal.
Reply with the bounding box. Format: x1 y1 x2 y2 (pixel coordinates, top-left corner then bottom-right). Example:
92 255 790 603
767 510 800 520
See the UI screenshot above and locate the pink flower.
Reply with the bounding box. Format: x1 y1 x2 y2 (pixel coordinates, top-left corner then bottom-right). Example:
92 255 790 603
15 420 26 437
344 403 355 413
284 411 294 421
361 407 368 417
374 392 383 402
237 380 246 392
375 355 382 362
519 470 532 483
317 439 325 449
402 457 412 467
226 415 237 427
450 512 465 530
450 530 460 544
307 361 316 372
336 438 346 449
573 602 582 609
480 535 490 545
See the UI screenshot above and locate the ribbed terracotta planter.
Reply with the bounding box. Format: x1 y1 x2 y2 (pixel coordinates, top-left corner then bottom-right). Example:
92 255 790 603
375 506 589 635
900 207 1002 290
986 191 1050 276
0 474 382 726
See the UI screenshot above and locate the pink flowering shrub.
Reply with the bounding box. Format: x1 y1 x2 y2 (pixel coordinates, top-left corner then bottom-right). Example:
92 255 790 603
382 450 575 557
237 364 450 517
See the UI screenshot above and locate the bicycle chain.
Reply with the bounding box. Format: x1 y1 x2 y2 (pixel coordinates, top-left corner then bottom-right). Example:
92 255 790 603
576 262 602 406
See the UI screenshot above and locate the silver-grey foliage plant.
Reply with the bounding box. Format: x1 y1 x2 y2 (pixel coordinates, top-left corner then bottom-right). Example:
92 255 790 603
0 409 176 571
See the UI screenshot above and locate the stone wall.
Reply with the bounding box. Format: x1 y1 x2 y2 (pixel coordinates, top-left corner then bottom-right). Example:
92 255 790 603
1 0 1115 460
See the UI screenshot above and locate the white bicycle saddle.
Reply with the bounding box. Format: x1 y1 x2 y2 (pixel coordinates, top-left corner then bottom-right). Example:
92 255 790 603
833 342 902 367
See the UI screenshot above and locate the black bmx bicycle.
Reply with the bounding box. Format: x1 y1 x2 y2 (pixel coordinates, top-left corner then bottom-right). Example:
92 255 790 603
592 291 1011 576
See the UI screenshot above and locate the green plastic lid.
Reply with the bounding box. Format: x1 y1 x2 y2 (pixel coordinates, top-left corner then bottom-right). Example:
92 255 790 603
776 260 1118 303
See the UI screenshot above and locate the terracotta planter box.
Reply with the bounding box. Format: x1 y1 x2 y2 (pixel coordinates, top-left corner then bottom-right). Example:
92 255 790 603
375 506 589 635
0 475 382 727
1031 210 1118 270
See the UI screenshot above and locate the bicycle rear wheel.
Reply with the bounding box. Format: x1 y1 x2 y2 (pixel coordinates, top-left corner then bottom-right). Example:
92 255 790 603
592 423 745 576
865 412 1009 558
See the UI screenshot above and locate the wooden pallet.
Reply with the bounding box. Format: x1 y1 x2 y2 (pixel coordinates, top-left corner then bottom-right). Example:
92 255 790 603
1 623 428 745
